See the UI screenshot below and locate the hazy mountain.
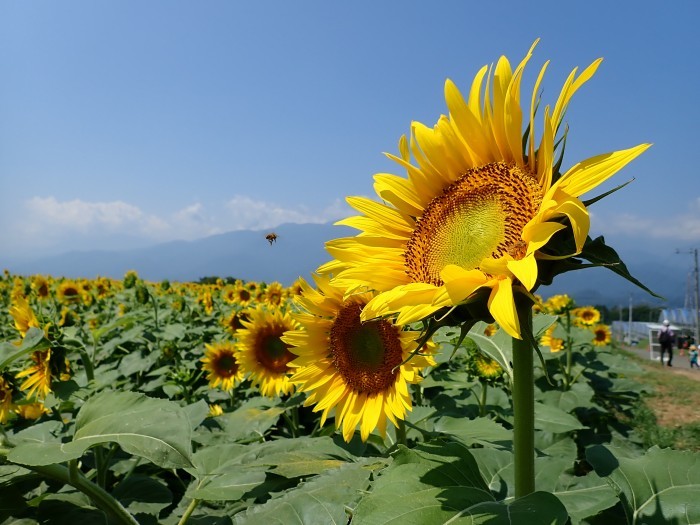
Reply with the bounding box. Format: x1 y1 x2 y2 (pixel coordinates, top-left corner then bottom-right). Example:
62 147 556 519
1 224 691 307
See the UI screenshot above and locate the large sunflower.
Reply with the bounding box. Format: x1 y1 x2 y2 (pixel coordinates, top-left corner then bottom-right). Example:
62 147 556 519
322 42 649 338
236 306 299 398
201 342 245 391
282 275 435 442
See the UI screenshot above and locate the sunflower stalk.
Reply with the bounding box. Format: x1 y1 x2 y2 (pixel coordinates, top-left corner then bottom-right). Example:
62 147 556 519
512 296 535 498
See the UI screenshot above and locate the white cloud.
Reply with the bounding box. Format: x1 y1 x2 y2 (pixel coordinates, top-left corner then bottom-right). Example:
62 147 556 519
4 195 351 256
224 195 351 230
599 198 700 241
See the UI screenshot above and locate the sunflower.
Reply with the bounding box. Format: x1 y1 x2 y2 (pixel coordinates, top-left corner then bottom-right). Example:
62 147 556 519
236 306 299 398
9 295 40 337
201 342 244 391
32 275 50 299
322 42 649 339
543 294 574 315
591 324 612 347
198 292 214 315
472 352 504 381
57 281 82 303
483 323 498 337
16 350 52 400
264 282 284 306
572 306 601 327
0 377 15 424
234 286 253 307
208 404 224 417
540 325 564 353
283 275 435 442
222 286 238 304
222 310 249 335
15 402 51 420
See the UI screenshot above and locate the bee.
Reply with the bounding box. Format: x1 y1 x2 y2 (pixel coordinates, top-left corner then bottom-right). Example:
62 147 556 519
265 232 278 245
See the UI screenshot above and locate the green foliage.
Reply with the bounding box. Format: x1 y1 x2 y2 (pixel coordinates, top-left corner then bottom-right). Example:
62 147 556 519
0 272 698 524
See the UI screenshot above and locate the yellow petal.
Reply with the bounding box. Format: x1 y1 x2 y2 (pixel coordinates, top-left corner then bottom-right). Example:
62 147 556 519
440 265 489 304
488 278 520 339
552 144 651 198
521 221 566 253
507 255 538 291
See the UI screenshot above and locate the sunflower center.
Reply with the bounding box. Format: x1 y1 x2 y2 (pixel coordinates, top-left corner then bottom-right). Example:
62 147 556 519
330 302 403 395
405 162 542 286
255 328 294 374
214 354 239 377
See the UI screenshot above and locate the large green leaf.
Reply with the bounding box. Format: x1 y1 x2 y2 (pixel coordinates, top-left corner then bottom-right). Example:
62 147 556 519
587 445 700 524
216 397 285 442
537 382 596 412
233 462 373 525
471 448 614 524
432 416 511 447
6 421 76 466
534 402 585 433
186 443 267 501
351 441 496 523
0 327 50 372
61 391 193 468
9 393 192 468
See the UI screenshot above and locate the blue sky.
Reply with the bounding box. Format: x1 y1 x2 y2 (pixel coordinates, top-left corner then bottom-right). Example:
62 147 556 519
2 1 699 263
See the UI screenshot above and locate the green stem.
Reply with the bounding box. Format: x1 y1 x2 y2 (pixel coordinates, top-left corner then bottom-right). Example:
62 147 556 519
24 461 138 525
396 419 407 446
479 381 488 418
178 498 200 525
564 311 573 389
512 301 535 498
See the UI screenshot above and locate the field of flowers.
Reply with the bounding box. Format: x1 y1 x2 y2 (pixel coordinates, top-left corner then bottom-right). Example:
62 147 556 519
1 270 699 525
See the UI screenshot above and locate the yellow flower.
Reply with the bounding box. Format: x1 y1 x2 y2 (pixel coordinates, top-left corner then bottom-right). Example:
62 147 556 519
283 275 435 442
222 286 238 304
483 324 498 337
15 402 51 420
9 295 40 337
322 42 649 339
32 275 50 299
222 310 249 335
201 342 244 391
264 282 284 307
208 404 224 417
543 294 574 315
198 292 214 315
540 325 564 353
57 281 82 303
16 350 52 400
572 306 601 326
592 324 612 347
236 306 299 398
472 352 504 381
0 377 15 424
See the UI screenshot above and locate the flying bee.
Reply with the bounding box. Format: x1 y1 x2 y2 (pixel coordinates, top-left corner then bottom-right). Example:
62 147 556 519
265 232 278 245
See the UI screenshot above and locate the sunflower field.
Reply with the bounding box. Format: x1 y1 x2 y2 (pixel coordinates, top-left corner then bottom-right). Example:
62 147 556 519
0 270 697 525
4 43 700 524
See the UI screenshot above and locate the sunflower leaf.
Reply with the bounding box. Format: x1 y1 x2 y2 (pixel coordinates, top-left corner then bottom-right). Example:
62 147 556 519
352 441 569 524
581 178 635 207
587 445 700 524
0 327 51 372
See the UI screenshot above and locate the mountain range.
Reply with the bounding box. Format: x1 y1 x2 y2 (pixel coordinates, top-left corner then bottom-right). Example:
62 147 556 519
1 222 689 308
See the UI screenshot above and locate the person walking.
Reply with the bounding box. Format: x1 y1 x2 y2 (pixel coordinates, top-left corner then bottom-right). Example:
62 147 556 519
658 319 675 367
690 345 699 369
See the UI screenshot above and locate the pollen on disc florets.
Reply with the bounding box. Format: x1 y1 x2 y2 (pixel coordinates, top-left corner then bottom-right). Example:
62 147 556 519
404 162 543 285
329 301 404 395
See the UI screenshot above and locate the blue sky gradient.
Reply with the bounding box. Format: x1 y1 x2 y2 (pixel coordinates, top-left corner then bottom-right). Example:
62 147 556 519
2 1 699 263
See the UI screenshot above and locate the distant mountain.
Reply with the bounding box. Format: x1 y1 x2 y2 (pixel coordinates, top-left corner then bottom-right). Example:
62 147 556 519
1 224 691 306
2 223 355 286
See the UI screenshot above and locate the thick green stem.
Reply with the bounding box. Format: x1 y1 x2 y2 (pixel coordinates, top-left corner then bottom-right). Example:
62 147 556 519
512 303 535 498
24 462 138 525
396 419 407 446
479 381 488 418
178 498 200 525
